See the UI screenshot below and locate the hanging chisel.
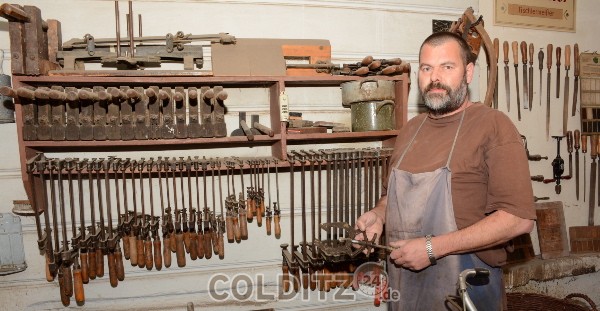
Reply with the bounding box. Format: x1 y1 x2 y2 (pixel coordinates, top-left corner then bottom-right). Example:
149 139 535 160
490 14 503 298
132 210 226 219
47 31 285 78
572 43 580 117
575 129 581 200
493 38 499 110
556 46 561 98
590 135 597 209
539 48 544 107
529 43 534 109
583 134 587 202
546 44 553 141
563 45 571 135
512 41 521 120
503 41 511 112
521 41 529 110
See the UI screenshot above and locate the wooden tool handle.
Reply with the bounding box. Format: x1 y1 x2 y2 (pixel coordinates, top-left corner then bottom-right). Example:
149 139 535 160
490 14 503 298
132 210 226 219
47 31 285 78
575 129 581 149
136 238 145 268
556 46 562 67
574 43 580 76
565 45 571 68
34 88 49 99
212 229 219 255
173 91 184 102
354 66 369 76
115 247 125 281
368 60 381 70
79 252 89 284
64 266 74 297
45 254 56 282
129 235 138 266
203 230 213 259
16 87 35 100
95 249 104 277
216 89 228 101
240 120 254 141
256 202 264 227
567 131 573 153
183 231 191 254
88 250 97 279
153 239 163 270
282 263 290 293
175 232 186 267
520 41 528 64
169 232 176 252
122 235 130 260
547 44 553 69
233 217 241 242
309 267 317 291
266 216 272 236
293 268 301 292
163 236 172 268
591 135 597 159
247 199 255 221
58 269 71 307
73 265 85 306
274 214 281 239
529 43 534 65
202 88 215 100
493 38 499 63
0 86 16 98
582 135 588 154
145 239 154 270
108 252 118 288
145 87 157 99
503 41 509 64
196 232 205 259
239 212 249 240
0 3 31 22
226 215 235 243
323 266 331 292
78 88 98 101
511 41 519 65
218 234 225 259
361 55 373 66
189 232 198 260
253 122 274 137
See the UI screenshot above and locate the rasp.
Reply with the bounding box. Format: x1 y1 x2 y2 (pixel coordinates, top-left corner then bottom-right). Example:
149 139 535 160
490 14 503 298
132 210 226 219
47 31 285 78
556 46 561 98
529 43 534 110
575 129 581 200
512 41 521 120
572 43 580 117
538 49 544 107
503 41 511 112
493 38 499 110
521 41 529 110
583 134 588 202
563 45 571 135
546 44 553 141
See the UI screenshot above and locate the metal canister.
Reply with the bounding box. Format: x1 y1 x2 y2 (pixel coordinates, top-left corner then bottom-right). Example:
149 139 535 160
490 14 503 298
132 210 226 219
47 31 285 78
0 74 14 123
350 100 395 132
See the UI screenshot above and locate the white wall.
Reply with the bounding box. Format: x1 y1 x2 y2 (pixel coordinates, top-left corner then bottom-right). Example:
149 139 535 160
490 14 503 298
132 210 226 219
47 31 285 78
0 0 598 310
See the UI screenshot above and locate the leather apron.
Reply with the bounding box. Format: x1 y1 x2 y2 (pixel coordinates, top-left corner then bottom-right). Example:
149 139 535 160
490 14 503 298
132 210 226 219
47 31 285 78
385 110 503 311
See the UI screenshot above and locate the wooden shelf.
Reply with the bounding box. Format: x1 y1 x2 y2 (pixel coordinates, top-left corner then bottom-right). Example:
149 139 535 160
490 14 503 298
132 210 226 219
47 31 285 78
286 130 399 145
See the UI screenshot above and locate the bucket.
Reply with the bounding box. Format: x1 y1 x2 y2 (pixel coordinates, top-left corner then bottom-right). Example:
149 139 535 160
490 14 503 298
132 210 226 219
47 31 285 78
351 100 395 132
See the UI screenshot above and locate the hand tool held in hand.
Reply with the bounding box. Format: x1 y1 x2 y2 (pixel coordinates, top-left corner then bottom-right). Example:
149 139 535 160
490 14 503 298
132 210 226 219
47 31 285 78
503 41 511 112
546 44 553 140
575 130 581 200
563 45 571 135
350 239 396 252
521 41 529 110
512 41 521 120
573 43 580 117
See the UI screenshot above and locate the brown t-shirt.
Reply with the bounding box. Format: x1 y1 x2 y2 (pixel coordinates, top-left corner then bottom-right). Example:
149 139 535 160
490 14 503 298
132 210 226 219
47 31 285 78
383 102 536 266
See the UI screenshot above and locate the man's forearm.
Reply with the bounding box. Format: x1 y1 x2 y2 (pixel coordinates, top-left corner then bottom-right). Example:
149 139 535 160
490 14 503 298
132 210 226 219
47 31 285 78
433 210 534 258
370 195 388 223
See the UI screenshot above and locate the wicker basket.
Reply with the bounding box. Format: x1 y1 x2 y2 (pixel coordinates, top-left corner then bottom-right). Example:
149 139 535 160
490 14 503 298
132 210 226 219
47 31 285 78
507 292 597 311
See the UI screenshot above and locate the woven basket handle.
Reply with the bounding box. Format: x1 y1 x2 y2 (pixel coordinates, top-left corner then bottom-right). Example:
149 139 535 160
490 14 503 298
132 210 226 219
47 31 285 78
565 293 598 311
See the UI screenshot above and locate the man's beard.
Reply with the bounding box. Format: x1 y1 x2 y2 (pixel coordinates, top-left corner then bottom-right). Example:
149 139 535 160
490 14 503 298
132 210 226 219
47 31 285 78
420 74 468 117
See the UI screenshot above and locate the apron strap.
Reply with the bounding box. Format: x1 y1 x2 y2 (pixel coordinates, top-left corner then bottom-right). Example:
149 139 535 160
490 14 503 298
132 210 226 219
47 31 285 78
445 109 467 167
394 115 428 169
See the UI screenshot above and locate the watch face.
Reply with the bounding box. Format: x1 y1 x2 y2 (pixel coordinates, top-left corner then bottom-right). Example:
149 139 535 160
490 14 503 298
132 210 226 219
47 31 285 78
353 261 388 297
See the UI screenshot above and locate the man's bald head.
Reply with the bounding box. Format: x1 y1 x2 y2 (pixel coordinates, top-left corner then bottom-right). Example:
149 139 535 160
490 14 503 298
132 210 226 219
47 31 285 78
419 32 474 67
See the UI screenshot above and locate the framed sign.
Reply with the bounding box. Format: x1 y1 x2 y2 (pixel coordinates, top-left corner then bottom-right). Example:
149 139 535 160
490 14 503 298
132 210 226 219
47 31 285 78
494 0 575 32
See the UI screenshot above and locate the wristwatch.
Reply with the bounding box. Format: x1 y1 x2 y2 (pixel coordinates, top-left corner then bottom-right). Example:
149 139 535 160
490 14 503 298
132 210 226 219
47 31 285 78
425 234 437 265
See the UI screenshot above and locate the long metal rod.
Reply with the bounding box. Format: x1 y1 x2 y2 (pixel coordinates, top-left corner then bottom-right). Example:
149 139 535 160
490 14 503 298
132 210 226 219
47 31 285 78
128 1 134 57
114 1 121 57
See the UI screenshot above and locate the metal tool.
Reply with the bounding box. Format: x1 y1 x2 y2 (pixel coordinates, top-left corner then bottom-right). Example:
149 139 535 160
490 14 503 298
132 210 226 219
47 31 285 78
556 46 561 98
546 44 553 140
572 43 580 116
528 43 534 110
563 45 571 135
551 136 566 194
567 131 573 178
583 135 588 202
512 41 521 120
503 41 510 112
493 38 499 110
349 239 395 252
521 41 529 110
575 130 581 200
590 136 597 218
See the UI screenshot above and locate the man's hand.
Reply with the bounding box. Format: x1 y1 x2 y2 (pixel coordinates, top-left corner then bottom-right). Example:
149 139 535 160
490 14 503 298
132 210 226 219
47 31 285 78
389 238 432 271
354 210 384 253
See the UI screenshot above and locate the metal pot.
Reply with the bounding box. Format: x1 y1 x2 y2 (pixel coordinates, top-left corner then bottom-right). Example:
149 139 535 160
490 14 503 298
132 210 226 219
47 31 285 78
341 78 395 107
351 100 395 132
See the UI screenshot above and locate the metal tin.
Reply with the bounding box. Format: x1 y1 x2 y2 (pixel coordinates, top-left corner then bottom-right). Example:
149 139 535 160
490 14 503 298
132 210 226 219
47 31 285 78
0 74 14 123
341 78 395 107
351 100 395 132
0 213 27 275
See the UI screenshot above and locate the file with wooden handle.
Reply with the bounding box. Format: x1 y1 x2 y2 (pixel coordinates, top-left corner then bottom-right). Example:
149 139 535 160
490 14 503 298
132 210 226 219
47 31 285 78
572 43 580 116
512 41 521 120
563 45 571 135
521 41 529 110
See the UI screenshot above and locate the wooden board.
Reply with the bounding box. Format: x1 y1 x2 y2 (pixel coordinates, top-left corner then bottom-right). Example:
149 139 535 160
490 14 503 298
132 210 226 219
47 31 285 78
535 201 570 259
505 233 535 265
570 226 600 253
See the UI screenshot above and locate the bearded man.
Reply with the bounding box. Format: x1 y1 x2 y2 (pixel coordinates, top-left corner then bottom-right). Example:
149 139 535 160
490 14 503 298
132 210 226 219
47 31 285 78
355 32 536 310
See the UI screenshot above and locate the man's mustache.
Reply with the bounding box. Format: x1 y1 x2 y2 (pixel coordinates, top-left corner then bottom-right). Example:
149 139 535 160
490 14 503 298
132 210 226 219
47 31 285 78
424 82 452 94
